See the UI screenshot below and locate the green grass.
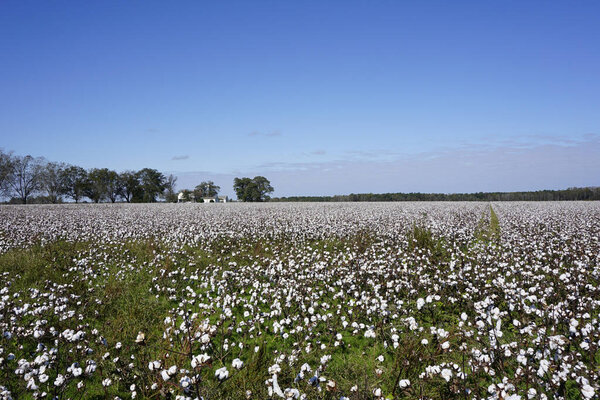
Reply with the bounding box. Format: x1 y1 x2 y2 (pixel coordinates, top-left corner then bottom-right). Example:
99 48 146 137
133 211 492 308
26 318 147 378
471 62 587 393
474 205 501 245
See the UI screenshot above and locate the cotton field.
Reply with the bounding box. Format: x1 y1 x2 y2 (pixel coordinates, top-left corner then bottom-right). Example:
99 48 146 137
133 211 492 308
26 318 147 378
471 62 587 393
0 202 598 400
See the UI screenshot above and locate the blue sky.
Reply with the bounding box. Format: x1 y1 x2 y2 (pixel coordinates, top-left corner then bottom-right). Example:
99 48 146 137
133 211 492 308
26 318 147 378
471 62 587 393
1 1 599 196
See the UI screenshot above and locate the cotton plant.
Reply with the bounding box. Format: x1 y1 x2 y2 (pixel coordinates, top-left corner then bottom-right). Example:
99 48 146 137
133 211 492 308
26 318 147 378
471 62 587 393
0 202 599 398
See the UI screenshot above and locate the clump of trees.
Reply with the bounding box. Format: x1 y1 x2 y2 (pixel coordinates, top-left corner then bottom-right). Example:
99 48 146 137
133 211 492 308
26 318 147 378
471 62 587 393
233 176 274 202
175 181 221 203
0 149 177 204
194 181 220 200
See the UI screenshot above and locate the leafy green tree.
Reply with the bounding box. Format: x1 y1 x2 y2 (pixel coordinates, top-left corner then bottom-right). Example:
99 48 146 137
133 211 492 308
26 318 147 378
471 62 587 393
233 177 252 202
85 168 112 203
61 165 88 203
105 169 122 203
179 189 193 202
193 181 220 200
136 168 166 202
251 176 274 201
233 176 274 202
40 162 68 203
119 171 141 203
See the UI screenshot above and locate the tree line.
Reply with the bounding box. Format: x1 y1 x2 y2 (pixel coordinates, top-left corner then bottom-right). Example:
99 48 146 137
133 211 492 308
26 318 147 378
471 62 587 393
0 149 276 204
0 150 177 204
272 187 600 202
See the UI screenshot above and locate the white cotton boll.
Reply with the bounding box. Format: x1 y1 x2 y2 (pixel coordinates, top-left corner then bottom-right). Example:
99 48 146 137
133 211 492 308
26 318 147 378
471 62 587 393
537 359 550 377
191 353 211 368
215 367 229 380
161 370 171 381
54 374 65 386
377 355 384 362
232 358 244 369
102 378 112 387
168 365 177 375
85 361 97 375
284 388 300 398
441 369 452 382
399 379 410 389
580 341 590 350
135 332 145 343
373 388 382 397
441 341 450 350
417 298 425 310
27 378 38 391
180 376 191 389
268 364 281 374
364 329 376 338
421 338 429 345
581 384 595 399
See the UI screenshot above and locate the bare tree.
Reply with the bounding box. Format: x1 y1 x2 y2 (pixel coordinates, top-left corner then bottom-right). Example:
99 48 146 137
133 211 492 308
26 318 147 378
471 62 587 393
164 174 178 202
6 155 45 204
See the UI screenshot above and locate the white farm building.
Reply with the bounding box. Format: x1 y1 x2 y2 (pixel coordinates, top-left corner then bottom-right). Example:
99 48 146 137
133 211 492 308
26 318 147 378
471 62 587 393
202 196 229 203
177 192 229 203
